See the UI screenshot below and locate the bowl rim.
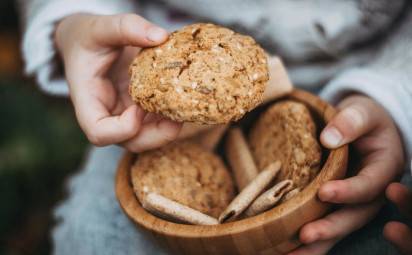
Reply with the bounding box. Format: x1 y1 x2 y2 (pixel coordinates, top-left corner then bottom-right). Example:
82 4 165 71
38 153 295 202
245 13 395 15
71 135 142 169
115 89 348 239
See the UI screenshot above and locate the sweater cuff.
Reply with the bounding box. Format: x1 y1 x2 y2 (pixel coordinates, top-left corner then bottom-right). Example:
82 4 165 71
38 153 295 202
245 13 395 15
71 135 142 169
22 0 137 96
320 68 412 165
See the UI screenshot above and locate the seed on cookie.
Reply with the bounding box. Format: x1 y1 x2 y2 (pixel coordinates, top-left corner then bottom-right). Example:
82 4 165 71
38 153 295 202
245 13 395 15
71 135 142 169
165 61 183 69
175 87 183 94
198 86 212 94
155 48 163 55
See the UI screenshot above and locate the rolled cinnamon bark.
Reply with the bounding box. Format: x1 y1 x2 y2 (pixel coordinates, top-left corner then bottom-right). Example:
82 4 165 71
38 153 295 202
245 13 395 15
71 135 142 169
245 180 294 217
142 193 219 225
281 188 301 202
225 128 259 190
218 161 281 223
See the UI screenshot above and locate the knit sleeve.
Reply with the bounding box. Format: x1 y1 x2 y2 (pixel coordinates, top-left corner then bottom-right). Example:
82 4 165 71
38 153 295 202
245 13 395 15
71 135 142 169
18 0 137 96
320 8 412 159
162 0 404 61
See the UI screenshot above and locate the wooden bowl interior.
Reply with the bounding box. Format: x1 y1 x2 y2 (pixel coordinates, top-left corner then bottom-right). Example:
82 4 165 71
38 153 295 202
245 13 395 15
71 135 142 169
116 89 348 253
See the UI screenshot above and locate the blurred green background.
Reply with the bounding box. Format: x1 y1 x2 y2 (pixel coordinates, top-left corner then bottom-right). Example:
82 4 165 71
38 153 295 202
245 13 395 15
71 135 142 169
0 1 88 254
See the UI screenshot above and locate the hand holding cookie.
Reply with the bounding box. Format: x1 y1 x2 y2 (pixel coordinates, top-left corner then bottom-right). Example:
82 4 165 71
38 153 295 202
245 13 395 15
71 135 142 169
54 14 182 152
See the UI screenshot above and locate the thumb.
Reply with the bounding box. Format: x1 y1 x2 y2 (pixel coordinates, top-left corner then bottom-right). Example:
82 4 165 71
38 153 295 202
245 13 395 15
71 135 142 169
91 14 169 47
320 96 380 149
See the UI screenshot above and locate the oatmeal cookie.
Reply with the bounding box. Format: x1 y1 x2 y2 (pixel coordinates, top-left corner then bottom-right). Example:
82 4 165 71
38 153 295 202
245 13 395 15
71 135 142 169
131 142 235 218
249 101 322 188
129 23 269 124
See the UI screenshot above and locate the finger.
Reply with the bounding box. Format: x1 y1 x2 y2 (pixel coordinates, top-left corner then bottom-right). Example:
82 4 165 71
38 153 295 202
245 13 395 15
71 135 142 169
321 97 380 148
73 81 145 145
384 221 412 255
386 183 412 217
122 119 182 152
110 46 142 112
319 151 397 203
287 239 338 255
299 198 382 244
83 104 144 146
110 50 143 116
91 14 168 47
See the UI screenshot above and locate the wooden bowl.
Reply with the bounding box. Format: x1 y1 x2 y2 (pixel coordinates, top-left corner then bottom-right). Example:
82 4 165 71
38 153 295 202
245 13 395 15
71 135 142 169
115 89 348 255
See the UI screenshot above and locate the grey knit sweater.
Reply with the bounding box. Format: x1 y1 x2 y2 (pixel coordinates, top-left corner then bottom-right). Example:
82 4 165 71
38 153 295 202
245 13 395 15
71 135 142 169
18 0 412 254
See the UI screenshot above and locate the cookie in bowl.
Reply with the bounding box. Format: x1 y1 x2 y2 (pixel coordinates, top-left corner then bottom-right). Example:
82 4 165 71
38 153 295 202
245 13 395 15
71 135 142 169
116 90 348 255
129 23 269 124
131 142 235 218
249 100 322 189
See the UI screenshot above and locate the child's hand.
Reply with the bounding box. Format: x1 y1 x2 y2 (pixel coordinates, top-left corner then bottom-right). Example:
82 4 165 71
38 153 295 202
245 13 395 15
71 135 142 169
55 14 182 152
289 95 405 255
384 182 412 254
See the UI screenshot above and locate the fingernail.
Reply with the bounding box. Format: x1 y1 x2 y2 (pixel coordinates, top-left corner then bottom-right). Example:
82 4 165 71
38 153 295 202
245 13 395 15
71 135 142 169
147 26 168 42
322 127 342 148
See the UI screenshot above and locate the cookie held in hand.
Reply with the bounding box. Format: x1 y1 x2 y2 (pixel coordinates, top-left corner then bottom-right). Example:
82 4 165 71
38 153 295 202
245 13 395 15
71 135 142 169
131 142 235 218
129 23 269 124
249 101 322 189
